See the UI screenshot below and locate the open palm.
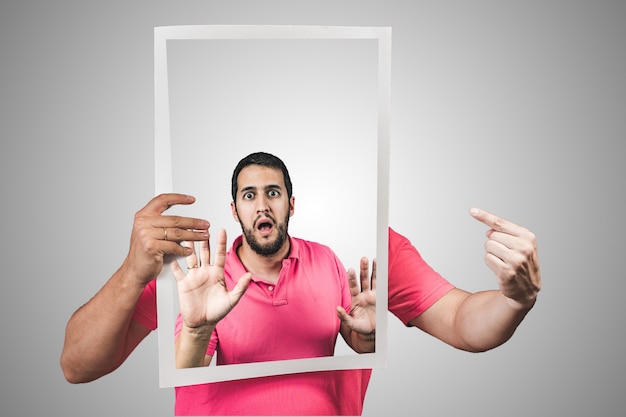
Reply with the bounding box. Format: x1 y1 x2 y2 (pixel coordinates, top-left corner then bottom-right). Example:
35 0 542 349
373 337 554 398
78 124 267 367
171 229 251 328
337 257 376 335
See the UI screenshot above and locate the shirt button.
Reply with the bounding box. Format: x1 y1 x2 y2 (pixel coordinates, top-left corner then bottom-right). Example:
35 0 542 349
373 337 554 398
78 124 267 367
268 286 274 291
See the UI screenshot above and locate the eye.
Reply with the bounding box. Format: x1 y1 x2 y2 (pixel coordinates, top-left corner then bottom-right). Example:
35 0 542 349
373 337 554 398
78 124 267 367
243 192 254 200
268 189 280 198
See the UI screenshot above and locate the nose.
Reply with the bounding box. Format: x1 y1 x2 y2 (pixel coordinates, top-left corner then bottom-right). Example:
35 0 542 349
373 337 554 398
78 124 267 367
255 195 270 214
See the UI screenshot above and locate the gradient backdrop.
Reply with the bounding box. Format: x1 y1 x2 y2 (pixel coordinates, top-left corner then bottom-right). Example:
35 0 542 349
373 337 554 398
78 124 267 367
1 1 625 416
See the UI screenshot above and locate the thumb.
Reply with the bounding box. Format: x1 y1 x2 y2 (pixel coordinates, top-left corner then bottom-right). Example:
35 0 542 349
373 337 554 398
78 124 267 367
336 306 351 324
229 272 253 303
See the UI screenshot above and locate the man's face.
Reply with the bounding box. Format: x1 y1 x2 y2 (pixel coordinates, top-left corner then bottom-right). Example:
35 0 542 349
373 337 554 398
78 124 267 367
231 165 295 256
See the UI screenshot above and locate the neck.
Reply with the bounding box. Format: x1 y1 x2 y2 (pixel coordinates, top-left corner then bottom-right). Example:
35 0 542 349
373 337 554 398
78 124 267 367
237 237 290 284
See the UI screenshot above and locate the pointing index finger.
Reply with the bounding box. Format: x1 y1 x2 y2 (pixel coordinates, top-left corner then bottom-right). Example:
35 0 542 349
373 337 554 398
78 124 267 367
470 207 519 235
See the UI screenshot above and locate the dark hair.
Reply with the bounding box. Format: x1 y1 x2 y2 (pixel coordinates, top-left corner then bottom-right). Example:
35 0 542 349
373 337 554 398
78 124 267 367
231 152 293 202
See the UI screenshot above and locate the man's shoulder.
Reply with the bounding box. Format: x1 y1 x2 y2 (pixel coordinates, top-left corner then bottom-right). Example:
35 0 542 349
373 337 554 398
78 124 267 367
290 236 336 257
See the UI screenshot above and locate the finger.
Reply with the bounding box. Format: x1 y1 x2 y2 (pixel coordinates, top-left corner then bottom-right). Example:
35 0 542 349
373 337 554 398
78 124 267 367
371 258 377 291
181 241 198 268
229 272 253 305
170 258 186 282
486 231 536 262
469 207 523 236
485 230 520 250
483 252 510 281
346 268 361 297
483 241 530 285
485 238 534 276
359 257 370 292
156 225 210 243
213 229 228 269
336 306 352 326
198 239 210 267
140 193 197 216
484 239 510 264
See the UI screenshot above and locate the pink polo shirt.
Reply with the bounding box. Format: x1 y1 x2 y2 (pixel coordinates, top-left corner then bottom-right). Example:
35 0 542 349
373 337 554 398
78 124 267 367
176 235 352 364
132 228 454 415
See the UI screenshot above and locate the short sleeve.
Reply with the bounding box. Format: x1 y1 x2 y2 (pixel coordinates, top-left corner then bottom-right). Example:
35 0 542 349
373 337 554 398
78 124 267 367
387 227 455 326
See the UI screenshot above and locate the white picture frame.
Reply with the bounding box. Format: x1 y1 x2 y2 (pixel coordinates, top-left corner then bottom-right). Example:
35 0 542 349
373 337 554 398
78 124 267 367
154 25 391 387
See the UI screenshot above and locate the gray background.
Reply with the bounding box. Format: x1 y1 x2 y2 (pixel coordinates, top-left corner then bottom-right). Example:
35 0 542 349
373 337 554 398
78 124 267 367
1 1 624 416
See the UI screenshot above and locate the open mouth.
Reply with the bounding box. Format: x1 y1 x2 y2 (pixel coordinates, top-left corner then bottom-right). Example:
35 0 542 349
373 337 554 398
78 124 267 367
256 218 274 235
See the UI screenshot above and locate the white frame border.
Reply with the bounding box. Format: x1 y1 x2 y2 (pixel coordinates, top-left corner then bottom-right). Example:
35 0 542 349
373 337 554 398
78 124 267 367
154 25 390 388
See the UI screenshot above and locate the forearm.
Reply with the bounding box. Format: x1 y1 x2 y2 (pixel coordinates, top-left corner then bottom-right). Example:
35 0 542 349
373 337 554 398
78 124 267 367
60 265 148 383
453 289 535 352
175 324 214 368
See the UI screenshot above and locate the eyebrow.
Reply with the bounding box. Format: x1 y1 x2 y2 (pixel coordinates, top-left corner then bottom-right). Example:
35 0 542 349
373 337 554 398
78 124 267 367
240 184 283 194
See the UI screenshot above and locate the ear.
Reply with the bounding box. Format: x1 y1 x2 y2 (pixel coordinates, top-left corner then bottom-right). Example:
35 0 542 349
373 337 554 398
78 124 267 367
230 201 240 223
289 196 295 217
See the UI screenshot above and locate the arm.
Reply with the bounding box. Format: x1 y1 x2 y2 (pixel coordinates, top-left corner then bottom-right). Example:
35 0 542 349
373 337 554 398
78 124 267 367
410 208 541 352
172 229 252 368
60 269 151 383
338 257 377 354
411 288 533 352
60 193 210 383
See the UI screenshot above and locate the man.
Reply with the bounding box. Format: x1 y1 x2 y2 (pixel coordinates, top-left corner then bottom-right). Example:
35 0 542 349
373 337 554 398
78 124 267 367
172 152 376 371
60 152 541 415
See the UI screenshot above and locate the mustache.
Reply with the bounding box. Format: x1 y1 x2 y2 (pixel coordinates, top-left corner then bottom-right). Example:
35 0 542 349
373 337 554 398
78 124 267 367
254 213 276 227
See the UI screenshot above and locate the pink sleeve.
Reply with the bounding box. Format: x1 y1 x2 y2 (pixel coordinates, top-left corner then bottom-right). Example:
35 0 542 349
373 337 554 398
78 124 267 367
387 227 455 326
131 280 158 331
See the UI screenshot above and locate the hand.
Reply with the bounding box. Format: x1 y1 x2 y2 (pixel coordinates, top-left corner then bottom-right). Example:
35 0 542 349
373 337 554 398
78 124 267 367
470 207 541 308
171 229 252 329
121 193 211 287
337 257 377 336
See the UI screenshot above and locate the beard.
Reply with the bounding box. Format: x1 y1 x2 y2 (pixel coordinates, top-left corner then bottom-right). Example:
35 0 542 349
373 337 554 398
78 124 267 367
241 213 290 257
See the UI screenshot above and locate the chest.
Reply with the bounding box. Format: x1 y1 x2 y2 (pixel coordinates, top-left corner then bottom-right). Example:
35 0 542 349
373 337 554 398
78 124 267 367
216 260 346 364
